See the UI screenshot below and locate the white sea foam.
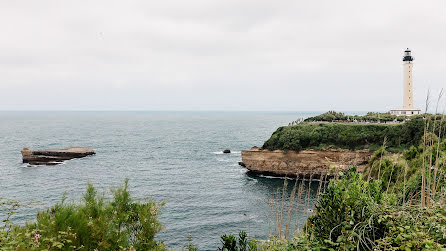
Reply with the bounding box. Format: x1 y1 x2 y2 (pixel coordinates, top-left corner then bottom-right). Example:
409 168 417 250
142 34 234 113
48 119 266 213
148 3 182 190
239 169 248 174
23 161 66 168
258 175 294 180
216 158 233 162
212 151 241 155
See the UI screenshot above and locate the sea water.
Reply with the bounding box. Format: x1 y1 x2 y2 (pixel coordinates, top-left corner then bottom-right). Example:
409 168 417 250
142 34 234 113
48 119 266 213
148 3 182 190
0 111 320 250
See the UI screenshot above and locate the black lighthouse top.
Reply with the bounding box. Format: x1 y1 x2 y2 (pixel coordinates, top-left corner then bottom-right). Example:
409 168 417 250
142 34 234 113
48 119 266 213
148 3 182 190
403 48 414 62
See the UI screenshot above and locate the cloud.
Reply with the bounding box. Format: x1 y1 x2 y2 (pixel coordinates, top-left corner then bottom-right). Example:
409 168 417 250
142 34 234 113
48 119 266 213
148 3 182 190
0 0 445 110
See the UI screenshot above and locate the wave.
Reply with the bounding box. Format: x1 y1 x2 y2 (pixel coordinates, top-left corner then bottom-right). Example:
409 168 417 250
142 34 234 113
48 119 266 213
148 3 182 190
212 151 241 155
22 161 66 168
257 175 295 180
216 158 235 162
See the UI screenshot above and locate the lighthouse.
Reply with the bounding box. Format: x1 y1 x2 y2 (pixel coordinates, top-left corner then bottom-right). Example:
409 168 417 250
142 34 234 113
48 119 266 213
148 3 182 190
390 48 421 116
403 49 414 109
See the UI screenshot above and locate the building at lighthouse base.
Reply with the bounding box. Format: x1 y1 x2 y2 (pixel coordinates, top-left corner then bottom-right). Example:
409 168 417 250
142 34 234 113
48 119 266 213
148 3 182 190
389 109 420 116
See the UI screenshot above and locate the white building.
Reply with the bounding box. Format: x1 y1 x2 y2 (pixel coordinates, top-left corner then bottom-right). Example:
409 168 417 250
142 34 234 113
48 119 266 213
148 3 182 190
390 48 421 116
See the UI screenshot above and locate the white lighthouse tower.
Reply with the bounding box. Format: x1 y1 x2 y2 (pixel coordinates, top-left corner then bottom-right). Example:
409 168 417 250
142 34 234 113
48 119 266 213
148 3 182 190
390 48 421 116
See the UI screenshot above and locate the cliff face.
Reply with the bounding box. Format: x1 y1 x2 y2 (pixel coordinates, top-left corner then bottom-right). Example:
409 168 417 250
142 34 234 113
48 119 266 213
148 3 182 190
241 147 372 178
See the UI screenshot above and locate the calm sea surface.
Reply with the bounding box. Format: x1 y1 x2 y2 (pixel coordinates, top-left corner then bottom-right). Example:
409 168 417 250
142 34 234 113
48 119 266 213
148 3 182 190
0 111 321 250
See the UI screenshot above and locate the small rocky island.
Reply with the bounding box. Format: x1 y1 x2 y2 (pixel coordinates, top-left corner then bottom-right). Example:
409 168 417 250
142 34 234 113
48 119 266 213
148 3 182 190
21 147 95 165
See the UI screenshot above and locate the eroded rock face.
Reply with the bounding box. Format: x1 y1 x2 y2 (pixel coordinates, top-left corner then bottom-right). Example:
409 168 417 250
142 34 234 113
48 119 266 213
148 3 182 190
21 147 95 165
241 147 372 179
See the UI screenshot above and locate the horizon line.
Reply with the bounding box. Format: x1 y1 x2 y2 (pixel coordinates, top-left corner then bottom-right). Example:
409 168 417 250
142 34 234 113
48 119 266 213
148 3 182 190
0 109 383 113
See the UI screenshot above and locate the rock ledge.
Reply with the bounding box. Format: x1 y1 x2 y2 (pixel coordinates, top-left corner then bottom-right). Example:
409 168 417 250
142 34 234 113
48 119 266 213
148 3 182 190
241 147 372 179
21 147 95 165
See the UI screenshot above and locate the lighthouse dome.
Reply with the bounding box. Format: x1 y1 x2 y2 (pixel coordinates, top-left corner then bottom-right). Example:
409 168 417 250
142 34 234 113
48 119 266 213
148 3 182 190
403 48 414 61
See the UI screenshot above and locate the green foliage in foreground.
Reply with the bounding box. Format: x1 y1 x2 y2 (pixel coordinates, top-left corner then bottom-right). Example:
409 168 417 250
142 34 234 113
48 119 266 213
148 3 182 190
256 203 446 251
220 169 445 250
221 137 446 250
0 179 166 250
307 171 388 250
365 137 446 203
263 116 426 151
218 231 258 251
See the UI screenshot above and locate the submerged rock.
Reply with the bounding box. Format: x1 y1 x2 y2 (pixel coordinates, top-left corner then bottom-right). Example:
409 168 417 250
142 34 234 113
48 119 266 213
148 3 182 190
21 147 95 165
223 149 231 153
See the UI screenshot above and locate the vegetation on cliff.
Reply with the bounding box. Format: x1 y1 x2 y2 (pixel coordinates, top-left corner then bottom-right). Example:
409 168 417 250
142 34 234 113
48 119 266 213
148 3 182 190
263 119 423 152
263 112 446 152
304 111 408 123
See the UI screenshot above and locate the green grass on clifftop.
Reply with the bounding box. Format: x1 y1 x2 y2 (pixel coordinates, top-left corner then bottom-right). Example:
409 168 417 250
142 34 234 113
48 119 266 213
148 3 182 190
263 116 426 152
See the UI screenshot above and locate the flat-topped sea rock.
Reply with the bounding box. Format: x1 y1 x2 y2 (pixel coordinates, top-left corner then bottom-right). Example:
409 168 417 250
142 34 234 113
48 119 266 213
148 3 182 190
21 147 95 165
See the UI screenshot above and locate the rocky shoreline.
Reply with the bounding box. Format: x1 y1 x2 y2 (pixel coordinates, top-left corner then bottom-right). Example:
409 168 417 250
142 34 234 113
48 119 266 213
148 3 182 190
240 147 372 179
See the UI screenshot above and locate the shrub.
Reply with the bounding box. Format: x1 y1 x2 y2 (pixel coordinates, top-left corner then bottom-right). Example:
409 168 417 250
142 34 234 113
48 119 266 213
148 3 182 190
267 113 446 152
258 234 323 250
375 204 446 250
304 111 347 122
307 170 387 250
259 167 445 250
218 231 257 251
0 179 166 250
262 116 440 152
304 111 408 123
403 145 419 160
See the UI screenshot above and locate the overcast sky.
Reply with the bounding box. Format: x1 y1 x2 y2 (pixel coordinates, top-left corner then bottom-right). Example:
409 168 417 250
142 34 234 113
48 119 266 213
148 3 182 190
0 0 445 111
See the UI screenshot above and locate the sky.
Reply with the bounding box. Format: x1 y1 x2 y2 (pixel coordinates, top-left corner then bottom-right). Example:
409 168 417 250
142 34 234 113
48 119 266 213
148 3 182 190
0 0 445 111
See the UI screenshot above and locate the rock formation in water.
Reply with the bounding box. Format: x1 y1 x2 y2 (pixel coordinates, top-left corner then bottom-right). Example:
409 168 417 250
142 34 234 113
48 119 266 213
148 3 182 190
241 147 372 179
21 147 95 165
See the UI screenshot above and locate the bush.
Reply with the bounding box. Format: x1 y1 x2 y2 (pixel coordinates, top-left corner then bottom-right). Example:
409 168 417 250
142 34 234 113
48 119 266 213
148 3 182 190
304 111 408 123
268 113 446 152
375 204 446 250
218 231 257 251
403 145 419 160
258 234 323 250
261 168 446 250
304 111 347 122
262 116 437 152
0 179 166 250
307 170 387 250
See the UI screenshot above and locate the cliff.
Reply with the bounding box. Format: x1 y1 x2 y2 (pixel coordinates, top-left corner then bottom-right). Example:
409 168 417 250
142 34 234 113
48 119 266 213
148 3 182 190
241 147 372 178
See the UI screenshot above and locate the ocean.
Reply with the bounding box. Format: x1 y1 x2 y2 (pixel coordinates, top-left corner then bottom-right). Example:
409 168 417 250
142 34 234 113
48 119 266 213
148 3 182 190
0 111 320 250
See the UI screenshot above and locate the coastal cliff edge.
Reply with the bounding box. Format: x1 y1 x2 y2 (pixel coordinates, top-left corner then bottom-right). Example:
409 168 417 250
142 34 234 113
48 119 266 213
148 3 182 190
241 147 372 178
